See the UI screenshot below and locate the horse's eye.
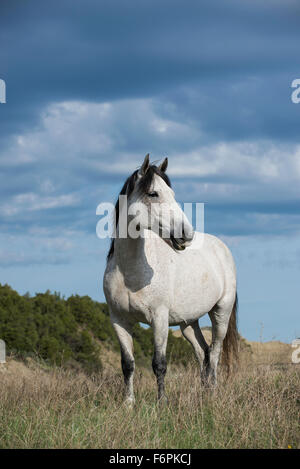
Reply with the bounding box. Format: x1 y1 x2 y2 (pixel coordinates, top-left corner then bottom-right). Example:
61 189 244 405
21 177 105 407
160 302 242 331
147 191 158 198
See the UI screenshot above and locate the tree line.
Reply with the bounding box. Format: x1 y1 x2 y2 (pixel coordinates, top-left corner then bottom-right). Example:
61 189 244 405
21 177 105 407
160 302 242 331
0 283 194 372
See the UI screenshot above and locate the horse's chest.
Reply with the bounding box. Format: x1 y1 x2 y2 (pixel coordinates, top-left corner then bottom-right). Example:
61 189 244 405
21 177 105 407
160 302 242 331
128 281 166 315
104 265 166 323
103 266 128 313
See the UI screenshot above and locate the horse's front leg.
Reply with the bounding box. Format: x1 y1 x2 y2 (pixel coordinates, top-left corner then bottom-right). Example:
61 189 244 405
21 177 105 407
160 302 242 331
152 308 169 403
110 312 135 406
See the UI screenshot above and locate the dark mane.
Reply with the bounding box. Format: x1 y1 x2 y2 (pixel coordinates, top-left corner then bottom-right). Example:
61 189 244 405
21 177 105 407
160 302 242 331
107 164 171 261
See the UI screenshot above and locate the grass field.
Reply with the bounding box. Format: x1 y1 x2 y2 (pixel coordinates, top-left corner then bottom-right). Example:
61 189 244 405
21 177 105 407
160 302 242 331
0 355 299 449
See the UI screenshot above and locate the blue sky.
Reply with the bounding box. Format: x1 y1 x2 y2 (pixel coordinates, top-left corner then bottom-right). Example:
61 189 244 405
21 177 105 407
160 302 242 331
0 0 299 342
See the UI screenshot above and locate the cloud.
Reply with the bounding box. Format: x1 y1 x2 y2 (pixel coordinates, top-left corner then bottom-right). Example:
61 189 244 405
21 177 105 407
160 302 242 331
0 193 79 216
0 97 299 242
0 230 73 267
1 0 300 342
1 0 300 145
0 227 100 268
0 251 71 267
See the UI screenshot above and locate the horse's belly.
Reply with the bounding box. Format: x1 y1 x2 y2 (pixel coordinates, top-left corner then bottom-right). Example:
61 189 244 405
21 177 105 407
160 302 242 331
168 266 223 325
168 309 208 326
168 296 216 326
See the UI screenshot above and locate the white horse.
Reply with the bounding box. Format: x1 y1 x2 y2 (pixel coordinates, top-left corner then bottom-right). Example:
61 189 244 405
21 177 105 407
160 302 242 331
103 155 238 405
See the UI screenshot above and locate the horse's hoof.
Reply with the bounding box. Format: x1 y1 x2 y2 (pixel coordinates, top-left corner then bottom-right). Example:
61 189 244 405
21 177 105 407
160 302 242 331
123 397 135 409
201 375 217 390
158 394 168 407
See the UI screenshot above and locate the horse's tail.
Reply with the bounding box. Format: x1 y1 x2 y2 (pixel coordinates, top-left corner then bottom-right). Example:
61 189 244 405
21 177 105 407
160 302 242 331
222 293 239 375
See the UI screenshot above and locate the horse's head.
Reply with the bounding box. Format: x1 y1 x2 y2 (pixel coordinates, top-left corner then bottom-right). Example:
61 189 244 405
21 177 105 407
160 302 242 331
125 154 194 251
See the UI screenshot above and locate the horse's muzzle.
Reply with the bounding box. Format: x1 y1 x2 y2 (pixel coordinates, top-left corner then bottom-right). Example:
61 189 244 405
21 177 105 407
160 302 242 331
170 231 194 251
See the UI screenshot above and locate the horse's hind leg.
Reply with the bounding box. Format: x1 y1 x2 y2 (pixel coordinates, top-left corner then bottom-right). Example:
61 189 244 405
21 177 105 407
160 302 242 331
180 321 209 381
180 321 209 383
110 312 135 406
207 302 233 386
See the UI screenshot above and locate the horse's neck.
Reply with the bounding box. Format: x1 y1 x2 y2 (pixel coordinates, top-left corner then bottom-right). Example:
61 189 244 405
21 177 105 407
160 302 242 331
114 231 161 291
114 230 160 274
115 236 145 265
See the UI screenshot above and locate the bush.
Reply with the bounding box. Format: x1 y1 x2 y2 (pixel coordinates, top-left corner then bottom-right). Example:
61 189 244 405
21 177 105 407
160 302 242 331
0 283 196 371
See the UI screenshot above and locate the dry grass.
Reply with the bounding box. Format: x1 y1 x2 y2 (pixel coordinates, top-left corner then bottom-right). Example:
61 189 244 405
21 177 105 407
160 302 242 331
0 357 299 449
173 328 293 366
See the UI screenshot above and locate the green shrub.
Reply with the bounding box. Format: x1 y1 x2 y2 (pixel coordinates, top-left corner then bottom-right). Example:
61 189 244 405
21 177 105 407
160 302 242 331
0 283 195 371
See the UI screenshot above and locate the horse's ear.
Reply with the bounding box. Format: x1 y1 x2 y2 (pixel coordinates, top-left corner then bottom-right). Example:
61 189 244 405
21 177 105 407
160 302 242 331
158 157 168 173
139 153 150 176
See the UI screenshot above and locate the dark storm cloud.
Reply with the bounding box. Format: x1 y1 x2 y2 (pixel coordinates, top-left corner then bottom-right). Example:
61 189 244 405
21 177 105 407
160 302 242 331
1 0 300 141
0 0 300 261
2 1 300 345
